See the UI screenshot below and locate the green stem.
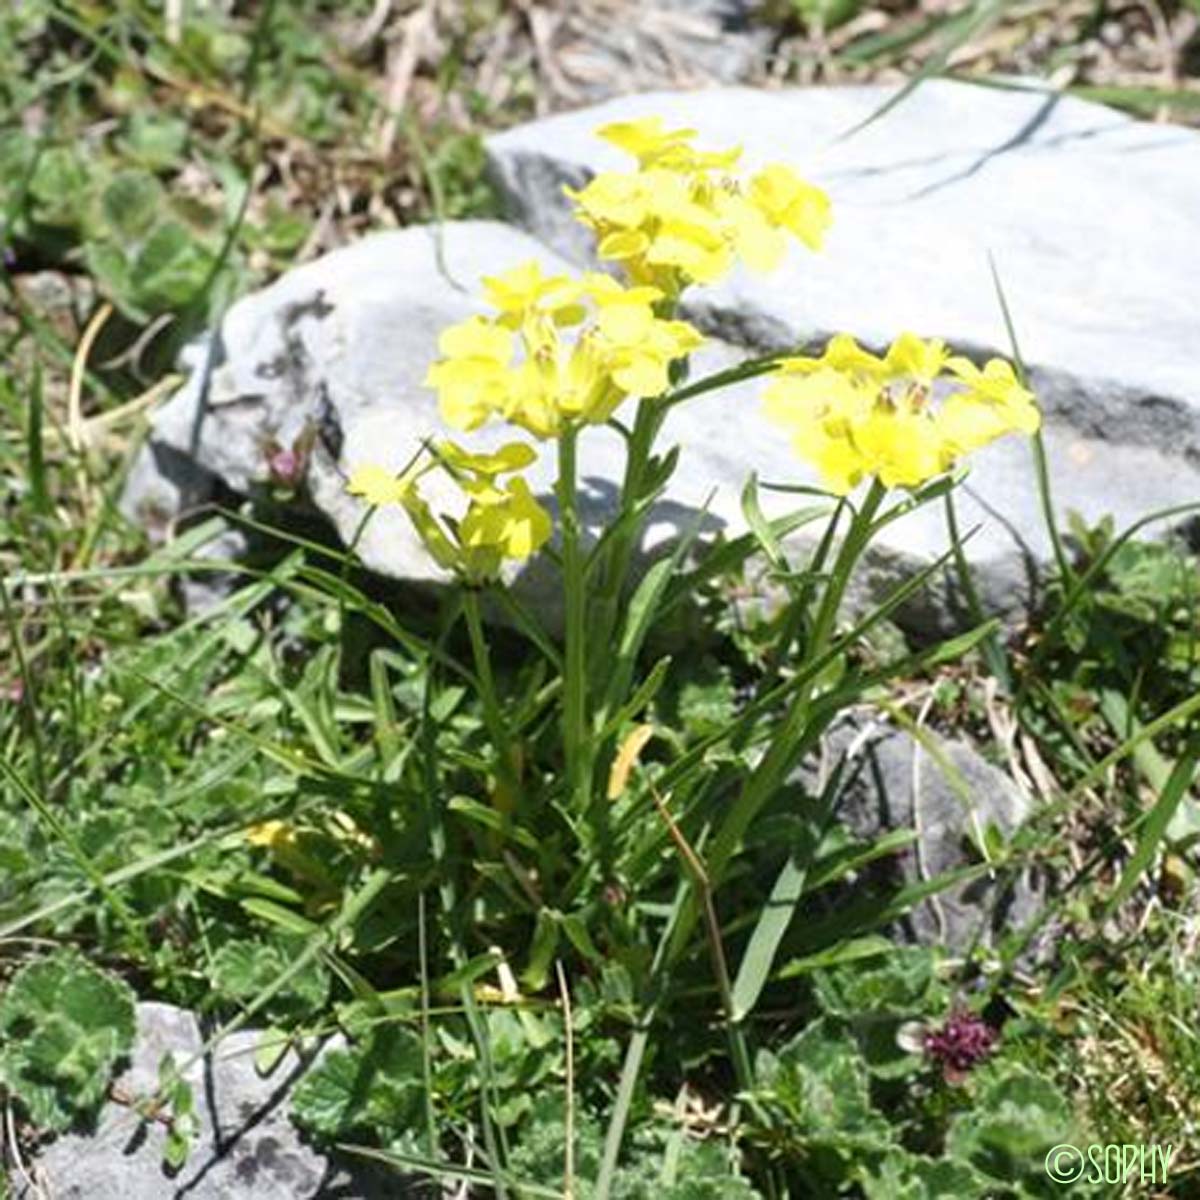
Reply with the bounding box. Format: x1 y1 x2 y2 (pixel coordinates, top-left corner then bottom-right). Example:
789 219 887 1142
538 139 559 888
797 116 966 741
591 397 664 659
804 480 886 664
422 612 510 1194
944 489 1011 692
556 424 591 812
463 587 518 809
669 480 887 964
1031 430 1072 586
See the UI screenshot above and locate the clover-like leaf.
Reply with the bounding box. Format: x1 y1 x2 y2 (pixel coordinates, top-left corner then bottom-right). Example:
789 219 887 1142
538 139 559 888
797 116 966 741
946 1065 1082 1190
209 936 329 1022
756 1018 890 1148
101 170 165 241
130 221 215 311
28 146 89 228
290 1028 425 1143
0 950 136 1132
859 1148 990 1199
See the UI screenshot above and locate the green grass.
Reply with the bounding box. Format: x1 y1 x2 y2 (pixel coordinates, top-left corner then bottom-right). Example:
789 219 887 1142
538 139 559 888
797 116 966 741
3 3 1200 1198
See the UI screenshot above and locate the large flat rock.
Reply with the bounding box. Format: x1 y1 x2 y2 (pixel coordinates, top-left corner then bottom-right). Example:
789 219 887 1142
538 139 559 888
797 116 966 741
131 207 1200 636
486 81 1200 459
123 212 1198 632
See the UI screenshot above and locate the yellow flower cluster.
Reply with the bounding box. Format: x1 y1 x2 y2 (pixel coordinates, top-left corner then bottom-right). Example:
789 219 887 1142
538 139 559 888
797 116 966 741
347 441 552 583
566 117 832 297
425 260 704 439
763 333 1040 495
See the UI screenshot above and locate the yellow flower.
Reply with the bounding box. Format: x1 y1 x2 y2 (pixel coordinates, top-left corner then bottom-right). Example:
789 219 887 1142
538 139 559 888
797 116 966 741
595 304 704 397
347 462 413 506
715 191 787 274
764 333 1039 495
748 164 833 253
572 172 650 231
598 117 699 165
764 368 872 494
436 440 538 478
481 260 586 330
425 260 704 439
597 118 740 172
424 317 514 431
643 215 734 287
347 440 554 583
567 122 830 295
885 332 949 385
582 271 664 311
460 476 553 568
946 356 1040 438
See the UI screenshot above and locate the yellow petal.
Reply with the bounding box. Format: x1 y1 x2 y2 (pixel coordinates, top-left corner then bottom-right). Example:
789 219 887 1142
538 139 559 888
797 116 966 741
598 230 650 261
438 440 537 477
884 333 948 384
438 316 512 364
347 463 410 506
611 353 669 397
595 301 654 346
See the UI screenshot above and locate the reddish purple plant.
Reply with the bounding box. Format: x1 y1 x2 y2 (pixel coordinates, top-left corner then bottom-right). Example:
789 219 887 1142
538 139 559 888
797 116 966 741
268 446 303 487
924 1009 997 1082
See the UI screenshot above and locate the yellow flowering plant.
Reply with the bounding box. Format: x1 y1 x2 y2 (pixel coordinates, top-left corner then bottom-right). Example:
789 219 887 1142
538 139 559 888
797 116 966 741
347 439 553 586
763 332 1040 494
341 117 1041 1188
567 117 832 297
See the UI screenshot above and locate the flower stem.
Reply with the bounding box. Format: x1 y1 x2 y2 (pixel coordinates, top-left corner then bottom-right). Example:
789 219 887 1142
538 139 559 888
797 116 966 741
463 587 517 812
556 424 591 812
669 479 887 963
591 396 664 690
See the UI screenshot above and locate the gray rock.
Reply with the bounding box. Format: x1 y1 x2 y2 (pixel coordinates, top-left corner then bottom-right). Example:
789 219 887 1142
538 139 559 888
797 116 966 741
121 221 779 611
13 1003 395 1200
486 80 1200 595
120 438 224 544
819 714 1045 953
125 107 1200 631
175 523 254 616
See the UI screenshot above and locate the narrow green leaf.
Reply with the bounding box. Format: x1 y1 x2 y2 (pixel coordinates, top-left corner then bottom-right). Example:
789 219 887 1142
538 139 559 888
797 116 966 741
1070 84 1200 116
837 2 1012 140
1107 744 1199 915
27 363 49 515
240 898 320 936
447 796 539 849
776 935 893 979
730 851 810 1022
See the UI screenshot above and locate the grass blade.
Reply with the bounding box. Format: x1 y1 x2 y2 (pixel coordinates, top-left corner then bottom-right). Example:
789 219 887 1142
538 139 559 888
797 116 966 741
1106 742 1199 916
836 0 1013 141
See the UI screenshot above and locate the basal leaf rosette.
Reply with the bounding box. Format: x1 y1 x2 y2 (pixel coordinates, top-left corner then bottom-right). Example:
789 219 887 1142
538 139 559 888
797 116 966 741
566 117 832 298
762 333 1041 495
347 441 552 586
424 260 705 440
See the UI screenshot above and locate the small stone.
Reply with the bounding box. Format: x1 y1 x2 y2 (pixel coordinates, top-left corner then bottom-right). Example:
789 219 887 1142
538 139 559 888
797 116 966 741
815 714 1045 953
12 1003 399 1200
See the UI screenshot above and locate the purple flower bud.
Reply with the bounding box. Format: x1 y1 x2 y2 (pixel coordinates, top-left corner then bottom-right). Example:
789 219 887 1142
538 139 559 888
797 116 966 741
924 1009 997 1080
268 447 302 486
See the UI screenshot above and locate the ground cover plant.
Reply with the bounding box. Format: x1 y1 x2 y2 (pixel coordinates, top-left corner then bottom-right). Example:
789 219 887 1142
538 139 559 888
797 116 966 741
3 3 1200 1199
